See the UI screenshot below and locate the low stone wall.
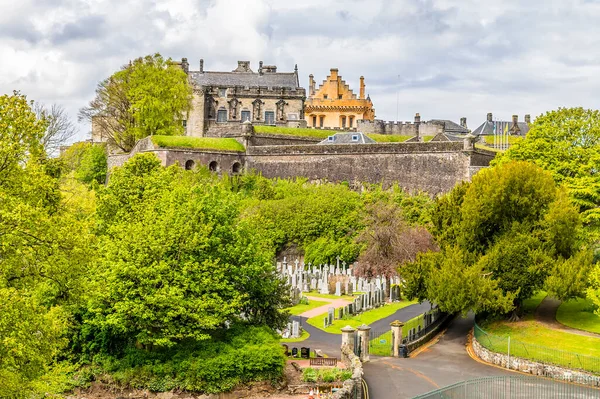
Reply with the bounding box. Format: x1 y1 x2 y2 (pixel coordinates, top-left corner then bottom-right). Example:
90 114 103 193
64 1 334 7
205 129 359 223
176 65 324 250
406 313 453 354
333 343 364 399
472 333 600 387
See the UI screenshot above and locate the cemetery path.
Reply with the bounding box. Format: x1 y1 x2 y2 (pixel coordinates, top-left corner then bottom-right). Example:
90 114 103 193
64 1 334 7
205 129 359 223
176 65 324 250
363 314 512 399
369 301 431 331
300 296 352 318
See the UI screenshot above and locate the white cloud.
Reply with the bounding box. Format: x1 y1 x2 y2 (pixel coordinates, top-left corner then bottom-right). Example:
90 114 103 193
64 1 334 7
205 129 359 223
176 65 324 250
1 0 600 140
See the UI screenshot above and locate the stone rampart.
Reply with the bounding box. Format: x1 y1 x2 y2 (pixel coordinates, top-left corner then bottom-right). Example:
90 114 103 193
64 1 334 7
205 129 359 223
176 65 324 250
357 119 445 136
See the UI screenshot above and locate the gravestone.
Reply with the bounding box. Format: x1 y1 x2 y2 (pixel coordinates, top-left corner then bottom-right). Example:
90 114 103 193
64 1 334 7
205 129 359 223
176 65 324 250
292 347 298 357
301 347 310 359
335 281 342 296
338 307 344 319
292 320 300 338
282 344 289 356
347 282 353 296
324 317 329 328
348 303 354 315
328 307 334 325
311 278 317 290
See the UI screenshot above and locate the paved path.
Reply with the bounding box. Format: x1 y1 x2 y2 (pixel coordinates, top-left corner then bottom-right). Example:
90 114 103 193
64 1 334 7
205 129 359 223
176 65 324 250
364 314 512 398
535 296 600 338
300 296 352 318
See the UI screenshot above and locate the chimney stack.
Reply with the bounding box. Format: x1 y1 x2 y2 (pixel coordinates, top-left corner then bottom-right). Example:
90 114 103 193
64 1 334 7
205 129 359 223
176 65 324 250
460 117 467 128
309 74 315 96
181 58 189 74
199 59 204 73
512 115 518 126
487 112 493 122
359 76 365 100
525 114 531 124
259 61 263 76
330 68 339 80
414 113 421 124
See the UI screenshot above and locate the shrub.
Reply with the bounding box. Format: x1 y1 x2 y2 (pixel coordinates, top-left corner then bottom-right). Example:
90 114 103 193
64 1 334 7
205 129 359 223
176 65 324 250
302 368 317 383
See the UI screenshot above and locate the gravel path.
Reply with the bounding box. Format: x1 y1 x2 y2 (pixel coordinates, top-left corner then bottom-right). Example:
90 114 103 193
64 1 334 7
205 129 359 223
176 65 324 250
300 296 352 318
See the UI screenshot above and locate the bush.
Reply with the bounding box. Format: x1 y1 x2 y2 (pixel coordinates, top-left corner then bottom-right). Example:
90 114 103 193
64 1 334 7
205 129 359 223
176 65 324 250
302 368 317 383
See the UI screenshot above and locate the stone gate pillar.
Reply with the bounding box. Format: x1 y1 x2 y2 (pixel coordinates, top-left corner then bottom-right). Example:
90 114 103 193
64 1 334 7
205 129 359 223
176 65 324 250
340 325 356 363
357 324 371 362
390 320 404 357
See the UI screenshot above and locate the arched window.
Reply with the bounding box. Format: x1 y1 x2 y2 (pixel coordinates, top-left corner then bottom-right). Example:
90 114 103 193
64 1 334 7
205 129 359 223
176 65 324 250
232 162 242 174
209 161 218 172
185 160 195 170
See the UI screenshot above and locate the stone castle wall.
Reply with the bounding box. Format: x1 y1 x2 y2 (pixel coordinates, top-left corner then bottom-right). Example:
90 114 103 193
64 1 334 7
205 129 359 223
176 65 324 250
357 119 445 136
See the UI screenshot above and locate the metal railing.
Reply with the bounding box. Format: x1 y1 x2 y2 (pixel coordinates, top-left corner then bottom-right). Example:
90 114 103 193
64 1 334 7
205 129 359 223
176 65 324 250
474 322 600 375
412 376 600 398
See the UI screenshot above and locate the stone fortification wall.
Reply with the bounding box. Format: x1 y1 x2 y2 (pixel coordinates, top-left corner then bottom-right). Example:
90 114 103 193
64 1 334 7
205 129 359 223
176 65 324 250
333 343 363 399
246 142 487 194
357 119 444 136
472 334 600 388
223 133 321 147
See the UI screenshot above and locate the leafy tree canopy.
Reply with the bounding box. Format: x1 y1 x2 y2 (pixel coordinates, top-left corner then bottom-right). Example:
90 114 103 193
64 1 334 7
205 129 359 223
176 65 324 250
79 54 192 152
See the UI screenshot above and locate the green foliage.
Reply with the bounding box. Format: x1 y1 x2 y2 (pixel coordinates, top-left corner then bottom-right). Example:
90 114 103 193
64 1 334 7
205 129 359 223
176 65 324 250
589 265 600 317
80 53 192 152
253 125 332 139
365 134 413 142
151 135 246 152
495 107 600 241
75 144 107 185
405 161 586 316
301 367 351 383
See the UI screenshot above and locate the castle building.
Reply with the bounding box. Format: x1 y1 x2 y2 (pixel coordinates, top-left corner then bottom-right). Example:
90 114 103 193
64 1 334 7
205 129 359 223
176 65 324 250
304 68 375 129
183 59 307 137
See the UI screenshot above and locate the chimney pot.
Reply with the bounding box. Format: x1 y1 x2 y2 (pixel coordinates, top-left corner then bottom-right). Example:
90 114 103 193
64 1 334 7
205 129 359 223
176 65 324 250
525 114 531 124
181 58 189 74
487 112 493 122
460 117 467 128
414 113 421 123
359 76 365 100
512 115 518 125
199 58 204 73
330 68 339 80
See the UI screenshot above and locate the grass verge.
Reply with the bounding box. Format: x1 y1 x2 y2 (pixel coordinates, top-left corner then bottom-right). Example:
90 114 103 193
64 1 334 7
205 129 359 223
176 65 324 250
303 292 356 301
307 300 418 334
365 134 413 143
151 135 245 152
556 298 600 335
253 125 331 139
522 291 547 315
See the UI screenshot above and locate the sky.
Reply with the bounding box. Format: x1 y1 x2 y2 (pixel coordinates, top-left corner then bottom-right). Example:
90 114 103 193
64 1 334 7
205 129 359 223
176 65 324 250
1 0 600 142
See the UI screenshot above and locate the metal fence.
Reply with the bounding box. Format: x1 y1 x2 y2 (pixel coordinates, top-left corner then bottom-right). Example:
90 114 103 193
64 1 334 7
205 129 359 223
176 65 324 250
412 376 600 398
474 322 600 375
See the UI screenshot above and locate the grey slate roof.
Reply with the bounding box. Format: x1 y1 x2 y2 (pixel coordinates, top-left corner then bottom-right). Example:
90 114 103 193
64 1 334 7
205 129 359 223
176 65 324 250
472 121 530 136
189 71 299 89
430 119 469 134
318 132 376 145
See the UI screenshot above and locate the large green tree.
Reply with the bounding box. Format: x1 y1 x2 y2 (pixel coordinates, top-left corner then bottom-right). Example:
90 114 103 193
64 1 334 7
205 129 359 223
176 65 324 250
495 107 600 241
404 161 588 317
79 54 192 152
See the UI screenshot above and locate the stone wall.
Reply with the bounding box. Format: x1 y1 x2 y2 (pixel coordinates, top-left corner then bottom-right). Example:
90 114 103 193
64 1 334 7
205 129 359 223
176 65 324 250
472 334 600 388
246 142 494 194
357 119 445 136
333 343 363 399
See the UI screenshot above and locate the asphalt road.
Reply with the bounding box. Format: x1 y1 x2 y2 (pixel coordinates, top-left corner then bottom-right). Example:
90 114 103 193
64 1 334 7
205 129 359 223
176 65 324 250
363 314 512 398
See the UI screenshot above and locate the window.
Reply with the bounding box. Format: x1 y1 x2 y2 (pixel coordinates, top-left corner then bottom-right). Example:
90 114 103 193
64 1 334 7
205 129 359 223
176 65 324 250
185 160 195 170
209 161 218 172
323 94 328 99
349 116 354 128
241 110 251 122
341 116 346 128
265 111 275 125
319 116 324 128
351 135 359 142
338 95 343 100
312 116 317 127
217 109 227 122
219 88 227 97
328 136 335 142
182 120 187 132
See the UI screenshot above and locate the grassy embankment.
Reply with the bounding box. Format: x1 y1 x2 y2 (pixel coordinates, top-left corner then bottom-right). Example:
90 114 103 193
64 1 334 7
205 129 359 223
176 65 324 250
151 135 246 152
556 298 600 335
253 125 415 143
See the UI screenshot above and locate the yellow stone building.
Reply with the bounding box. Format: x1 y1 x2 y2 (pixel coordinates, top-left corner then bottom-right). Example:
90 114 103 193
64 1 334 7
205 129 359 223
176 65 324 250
305 68 375 129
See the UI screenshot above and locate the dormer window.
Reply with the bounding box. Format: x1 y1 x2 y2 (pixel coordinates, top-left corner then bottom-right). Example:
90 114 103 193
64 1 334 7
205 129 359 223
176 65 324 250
323 94 328 99
219 88 227 97
328 136 335 142
338 95 343 99
352 134 359 142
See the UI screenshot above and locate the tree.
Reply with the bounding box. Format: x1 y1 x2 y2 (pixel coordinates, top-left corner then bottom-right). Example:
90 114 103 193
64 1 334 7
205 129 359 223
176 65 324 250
79 54 192 152
404 161 585 317
354 202 437 278
75 144 107 185
495 107 600 241
34 102 76 157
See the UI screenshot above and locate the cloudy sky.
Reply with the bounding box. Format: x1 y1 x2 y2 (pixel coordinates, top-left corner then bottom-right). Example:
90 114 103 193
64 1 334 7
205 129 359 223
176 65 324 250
1 0 600 141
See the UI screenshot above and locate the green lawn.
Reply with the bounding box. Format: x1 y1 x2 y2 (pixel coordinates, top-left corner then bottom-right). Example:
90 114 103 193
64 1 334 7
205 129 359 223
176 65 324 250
482 135 524 145
422 135 435 142
556 298 600 335
151 135 245 152
369 313 427 356
253 125 332 139
285 299 329 316
307 300 418 334
281 329 310 343
522 291 547 315
365 134 413 143
478 319 600 373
